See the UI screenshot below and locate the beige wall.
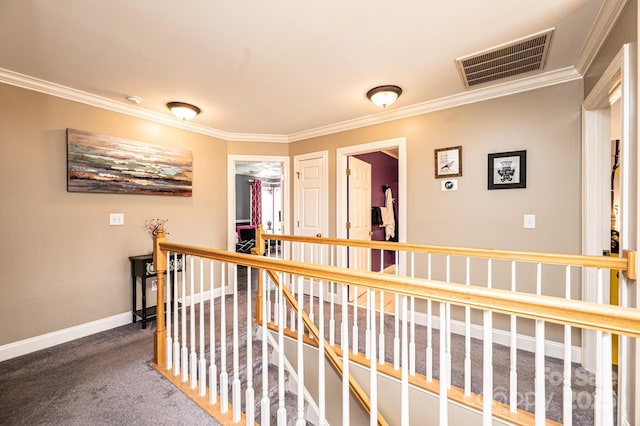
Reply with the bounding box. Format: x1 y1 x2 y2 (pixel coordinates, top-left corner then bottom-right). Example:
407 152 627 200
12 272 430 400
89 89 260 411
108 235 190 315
0 83 228 345
291 81 583 255
1 78 584 346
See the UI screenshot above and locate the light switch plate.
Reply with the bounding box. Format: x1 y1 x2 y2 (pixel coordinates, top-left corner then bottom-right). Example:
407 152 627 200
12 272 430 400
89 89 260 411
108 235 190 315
524 214 536 229
109 213 124 226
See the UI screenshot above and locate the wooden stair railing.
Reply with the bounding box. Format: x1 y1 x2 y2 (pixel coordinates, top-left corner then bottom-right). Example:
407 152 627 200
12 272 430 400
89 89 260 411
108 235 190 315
264 268 388 426
151 228 640 425
251 225 387 425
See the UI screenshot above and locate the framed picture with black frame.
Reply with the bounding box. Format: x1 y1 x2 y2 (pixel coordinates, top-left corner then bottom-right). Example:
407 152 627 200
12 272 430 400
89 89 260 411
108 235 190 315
488 150 527 190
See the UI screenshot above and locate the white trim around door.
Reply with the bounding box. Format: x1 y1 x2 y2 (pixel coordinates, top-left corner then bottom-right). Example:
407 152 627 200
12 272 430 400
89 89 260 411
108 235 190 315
336 137 407 273
227 155 290 253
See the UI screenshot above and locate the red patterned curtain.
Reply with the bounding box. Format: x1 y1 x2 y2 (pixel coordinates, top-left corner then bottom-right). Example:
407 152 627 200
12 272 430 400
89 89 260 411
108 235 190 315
250 179 262 226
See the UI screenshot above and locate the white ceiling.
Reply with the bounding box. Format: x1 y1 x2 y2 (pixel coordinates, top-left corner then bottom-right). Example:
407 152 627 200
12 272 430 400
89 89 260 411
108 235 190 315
0 1 612 140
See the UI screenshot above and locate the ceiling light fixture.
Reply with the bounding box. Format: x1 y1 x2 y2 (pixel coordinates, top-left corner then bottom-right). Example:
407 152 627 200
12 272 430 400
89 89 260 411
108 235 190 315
366 85 402 108
167 101 201 120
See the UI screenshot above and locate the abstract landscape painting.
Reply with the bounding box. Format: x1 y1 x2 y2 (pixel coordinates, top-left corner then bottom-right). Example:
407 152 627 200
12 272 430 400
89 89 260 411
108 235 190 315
67 129 193 196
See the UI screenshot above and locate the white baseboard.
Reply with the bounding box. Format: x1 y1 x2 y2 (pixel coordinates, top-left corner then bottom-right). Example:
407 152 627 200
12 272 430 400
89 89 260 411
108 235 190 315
0 311 131 362
0 285 234 363
413 311 582 363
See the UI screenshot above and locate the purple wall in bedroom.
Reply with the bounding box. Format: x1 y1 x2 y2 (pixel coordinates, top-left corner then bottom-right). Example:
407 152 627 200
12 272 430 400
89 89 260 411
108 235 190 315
353 151 398 271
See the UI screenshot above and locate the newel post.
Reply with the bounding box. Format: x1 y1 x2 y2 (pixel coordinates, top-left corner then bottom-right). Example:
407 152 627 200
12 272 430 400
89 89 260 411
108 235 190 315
252 224 265 324
153 228 167 366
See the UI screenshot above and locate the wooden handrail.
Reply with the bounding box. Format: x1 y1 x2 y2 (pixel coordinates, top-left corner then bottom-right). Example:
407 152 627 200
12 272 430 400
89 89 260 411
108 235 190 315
265 269 388 426
158 241 640 339
261 233 636 278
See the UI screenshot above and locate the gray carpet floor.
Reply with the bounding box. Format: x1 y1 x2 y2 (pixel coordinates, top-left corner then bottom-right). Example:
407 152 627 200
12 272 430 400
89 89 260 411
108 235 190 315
0 320 219 426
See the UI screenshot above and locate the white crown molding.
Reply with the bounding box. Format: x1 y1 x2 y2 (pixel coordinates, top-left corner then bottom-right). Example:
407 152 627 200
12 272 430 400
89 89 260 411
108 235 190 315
574 0 629 75
2 65 580 144
0 67 289 144
288 66 582 142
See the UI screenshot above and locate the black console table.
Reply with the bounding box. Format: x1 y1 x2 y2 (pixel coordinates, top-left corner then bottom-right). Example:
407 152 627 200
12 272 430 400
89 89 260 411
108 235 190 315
129 253 184 329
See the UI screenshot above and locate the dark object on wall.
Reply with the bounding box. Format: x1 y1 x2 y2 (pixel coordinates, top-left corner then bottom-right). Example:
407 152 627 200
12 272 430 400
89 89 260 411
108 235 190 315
488 150 527 190
371 207 383 226
67 128 193 196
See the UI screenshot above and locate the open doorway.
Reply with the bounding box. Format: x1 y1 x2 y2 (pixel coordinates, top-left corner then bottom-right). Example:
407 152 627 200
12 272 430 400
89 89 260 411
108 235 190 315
227 155 290 255
581 44 635 384
336 137 407 274
352 150 399 273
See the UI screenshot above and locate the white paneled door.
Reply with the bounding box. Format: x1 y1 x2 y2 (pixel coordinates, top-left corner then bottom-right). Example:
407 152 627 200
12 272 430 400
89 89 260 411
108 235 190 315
294 151 328 296
347 156 372 272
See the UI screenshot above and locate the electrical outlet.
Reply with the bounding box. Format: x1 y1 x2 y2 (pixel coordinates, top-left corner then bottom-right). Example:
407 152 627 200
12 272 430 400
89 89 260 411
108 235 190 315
151 280 157 291
109 213 124 226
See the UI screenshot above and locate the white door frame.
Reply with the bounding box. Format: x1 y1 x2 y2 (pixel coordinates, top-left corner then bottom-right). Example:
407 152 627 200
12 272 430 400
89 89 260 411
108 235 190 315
293 150 329 238
582 43 636 423
336 137 407 273
227 155 290 253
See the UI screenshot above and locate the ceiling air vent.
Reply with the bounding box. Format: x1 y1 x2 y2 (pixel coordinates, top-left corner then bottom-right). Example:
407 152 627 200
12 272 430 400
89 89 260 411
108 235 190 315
456 28 554 88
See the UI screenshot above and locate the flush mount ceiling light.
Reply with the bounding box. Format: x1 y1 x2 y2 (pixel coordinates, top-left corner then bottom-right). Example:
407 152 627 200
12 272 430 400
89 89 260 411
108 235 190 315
166 101 201 120
366 85 402 108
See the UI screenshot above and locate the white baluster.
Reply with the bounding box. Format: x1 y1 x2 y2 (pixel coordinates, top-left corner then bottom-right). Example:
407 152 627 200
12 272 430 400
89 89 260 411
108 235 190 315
296 276 305 426
318 279 327 425
260 269 270 425
220 264 228 414
534 263 545 426
365 249 371 360
353 279 359 356
266 267 272 324
290 269 297 332
464 257 471 396
563 266 571 424
181 256 188 383
232 264 241 423
173 252 181 377
369 289 378 426
277 272 287 426
342 282 350 425
595 268 603 425
393 292 400 369
329 245 336 347
365 287 371 359
273 271 280 326
426 254 433 382
482 259 493 426
401 295 409 426
189 256 197 390
166 251 173 370
198 259 207 397
601 331 614 425
245 267 254 425
209 260 217 405
379 249 385 365
440 302 448 426
482 309 492 426
280 272 287 330
509 260 517 412
409 253 416 376
379 285 385 365
445 255 451 390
